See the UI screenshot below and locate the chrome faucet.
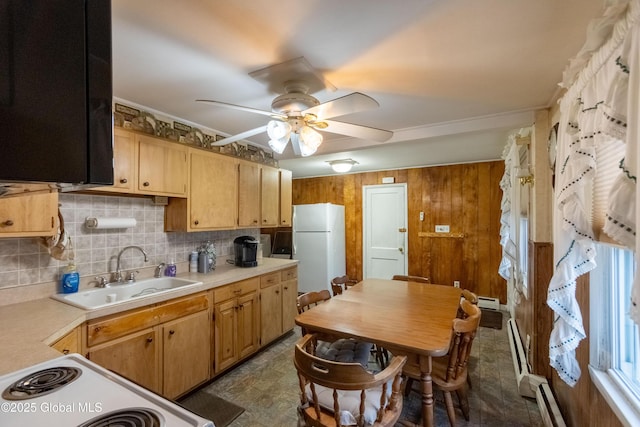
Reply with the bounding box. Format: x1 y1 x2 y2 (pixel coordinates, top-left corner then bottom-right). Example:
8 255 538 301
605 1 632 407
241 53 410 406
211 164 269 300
154 263 166 278
113 246 149 283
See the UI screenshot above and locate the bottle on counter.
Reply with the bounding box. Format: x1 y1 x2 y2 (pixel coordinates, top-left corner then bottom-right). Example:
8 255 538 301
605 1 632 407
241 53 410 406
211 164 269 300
60 261 80 294
165 259 177 277
190 251 198 272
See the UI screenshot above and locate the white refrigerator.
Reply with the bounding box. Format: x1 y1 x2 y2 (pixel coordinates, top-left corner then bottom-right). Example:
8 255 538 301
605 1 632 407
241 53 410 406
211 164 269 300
293 203 346 294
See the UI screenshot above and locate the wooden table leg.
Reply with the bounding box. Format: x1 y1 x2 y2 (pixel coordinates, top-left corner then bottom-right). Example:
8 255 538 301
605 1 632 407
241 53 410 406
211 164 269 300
420 355 434 427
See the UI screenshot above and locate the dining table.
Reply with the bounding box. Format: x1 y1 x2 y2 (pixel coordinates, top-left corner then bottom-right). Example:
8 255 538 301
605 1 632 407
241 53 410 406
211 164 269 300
294 278 462 427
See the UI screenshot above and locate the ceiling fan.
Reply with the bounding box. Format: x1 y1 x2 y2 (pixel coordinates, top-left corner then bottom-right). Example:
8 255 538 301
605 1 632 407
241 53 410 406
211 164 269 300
196 58 393 157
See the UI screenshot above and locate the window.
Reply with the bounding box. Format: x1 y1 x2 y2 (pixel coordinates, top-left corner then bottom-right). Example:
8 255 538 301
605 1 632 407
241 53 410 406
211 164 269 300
590 243 640 425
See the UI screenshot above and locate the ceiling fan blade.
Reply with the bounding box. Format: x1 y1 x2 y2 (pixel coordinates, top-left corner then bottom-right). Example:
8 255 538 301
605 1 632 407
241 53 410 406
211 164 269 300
303 92 380 120
196 99 285 119
322 120 393 142
211 125 268 146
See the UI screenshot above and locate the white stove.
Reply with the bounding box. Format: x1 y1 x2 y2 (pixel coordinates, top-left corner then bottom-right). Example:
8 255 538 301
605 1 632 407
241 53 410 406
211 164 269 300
0 353 215 427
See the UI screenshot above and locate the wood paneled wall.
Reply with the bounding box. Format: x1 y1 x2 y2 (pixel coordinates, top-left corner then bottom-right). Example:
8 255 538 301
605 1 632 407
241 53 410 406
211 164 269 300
292 161 507 302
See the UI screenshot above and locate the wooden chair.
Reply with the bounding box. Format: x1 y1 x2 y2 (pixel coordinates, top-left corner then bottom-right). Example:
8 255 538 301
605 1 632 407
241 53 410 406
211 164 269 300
297 291 373 367
295 333 407 427
457 289 479 388
330 275 358 296
403 299 481 427
457 289 478 319
391 274 430 284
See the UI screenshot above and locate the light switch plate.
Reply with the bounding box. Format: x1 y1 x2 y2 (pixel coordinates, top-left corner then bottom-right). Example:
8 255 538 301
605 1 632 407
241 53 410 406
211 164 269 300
435 225 450 233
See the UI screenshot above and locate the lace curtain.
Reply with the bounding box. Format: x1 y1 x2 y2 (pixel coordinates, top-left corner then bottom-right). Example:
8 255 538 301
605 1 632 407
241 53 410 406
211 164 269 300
549 0 640 386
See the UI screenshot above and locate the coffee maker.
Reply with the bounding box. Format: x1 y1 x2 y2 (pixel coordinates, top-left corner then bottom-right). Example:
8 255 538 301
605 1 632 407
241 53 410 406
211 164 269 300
234 236 258 267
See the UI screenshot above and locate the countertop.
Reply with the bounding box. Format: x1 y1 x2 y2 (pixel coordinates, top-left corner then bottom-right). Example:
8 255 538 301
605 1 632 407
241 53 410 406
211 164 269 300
0 257 297 376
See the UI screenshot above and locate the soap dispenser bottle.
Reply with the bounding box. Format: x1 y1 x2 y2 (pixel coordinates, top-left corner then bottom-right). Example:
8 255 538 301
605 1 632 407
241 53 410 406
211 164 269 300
60 261 80 294
165 259 177 277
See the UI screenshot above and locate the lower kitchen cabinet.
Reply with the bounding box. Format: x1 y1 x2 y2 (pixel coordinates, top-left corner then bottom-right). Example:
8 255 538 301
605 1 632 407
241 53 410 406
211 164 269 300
85 292 210 398
260 267 298 345
162 310 210 399
89 328 161 394
213 277 259 373
50 327 81 355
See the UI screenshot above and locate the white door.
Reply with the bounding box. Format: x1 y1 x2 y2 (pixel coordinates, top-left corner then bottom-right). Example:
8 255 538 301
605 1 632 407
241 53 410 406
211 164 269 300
363 184 408 279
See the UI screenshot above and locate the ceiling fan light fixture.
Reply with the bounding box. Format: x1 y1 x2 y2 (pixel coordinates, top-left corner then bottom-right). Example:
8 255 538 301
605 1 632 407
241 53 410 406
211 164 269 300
266 119 291 140
328 159 358 173
299 125 322 148
268 137 288 154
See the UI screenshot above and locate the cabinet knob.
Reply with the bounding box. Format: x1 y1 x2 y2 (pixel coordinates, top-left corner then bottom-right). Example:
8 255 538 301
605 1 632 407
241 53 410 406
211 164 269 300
2 220 14 227
194 220 199 225
275 290 280 294
284 286 288 290
62 349 70 355
143 181 150 187
119 178 128 184
169 330 175 335
146 337 153 343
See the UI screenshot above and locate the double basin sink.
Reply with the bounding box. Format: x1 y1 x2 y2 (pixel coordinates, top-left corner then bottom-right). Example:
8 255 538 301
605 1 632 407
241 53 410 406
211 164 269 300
51 277 203 310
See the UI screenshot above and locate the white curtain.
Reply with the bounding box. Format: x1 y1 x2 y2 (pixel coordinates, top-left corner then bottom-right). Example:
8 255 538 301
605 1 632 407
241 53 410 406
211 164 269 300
550 0 640 386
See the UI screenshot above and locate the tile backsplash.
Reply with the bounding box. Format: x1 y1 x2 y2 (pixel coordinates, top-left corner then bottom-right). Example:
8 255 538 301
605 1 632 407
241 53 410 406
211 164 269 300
0 193 258 289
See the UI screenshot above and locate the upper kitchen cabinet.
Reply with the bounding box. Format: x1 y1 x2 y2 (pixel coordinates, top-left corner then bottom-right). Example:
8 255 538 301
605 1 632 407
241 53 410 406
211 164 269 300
261 166 280 227
0 192 58 237
94 128 135 194
238 161 261 228
93 129 187 197
165 149 238 231
137 135 188 197
279 169 293 227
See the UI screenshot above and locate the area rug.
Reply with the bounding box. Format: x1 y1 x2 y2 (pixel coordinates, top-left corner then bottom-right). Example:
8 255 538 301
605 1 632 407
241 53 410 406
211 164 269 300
479 309 503 329
176 391 244 427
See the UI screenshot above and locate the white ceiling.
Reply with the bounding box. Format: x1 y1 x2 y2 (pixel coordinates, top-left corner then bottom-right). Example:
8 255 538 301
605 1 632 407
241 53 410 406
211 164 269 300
111 0 604 178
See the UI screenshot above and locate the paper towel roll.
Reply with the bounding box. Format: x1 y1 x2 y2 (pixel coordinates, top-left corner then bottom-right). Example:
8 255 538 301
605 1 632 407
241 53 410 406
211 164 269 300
85 217 137 229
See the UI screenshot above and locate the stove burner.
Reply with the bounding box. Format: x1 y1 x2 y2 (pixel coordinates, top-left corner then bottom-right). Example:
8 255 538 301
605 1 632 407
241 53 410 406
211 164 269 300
2 366 81 400
78 408 163 427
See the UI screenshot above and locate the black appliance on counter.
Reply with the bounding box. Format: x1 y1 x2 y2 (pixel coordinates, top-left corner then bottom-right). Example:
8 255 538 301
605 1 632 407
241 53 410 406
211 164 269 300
0 0 113 196
234 236 259 267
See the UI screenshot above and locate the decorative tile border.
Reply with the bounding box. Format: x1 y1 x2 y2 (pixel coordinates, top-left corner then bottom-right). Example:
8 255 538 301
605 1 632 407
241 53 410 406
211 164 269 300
113 104 278 166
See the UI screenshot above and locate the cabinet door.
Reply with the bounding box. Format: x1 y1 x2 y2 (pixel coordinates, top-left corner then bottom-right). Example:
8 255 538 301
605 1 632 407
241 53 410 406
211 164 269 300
88 328 161 394
95 128 135 193
214 299 237 372
261 166 279 227
237 291 259 359
162 310 210 399
51 328 80 355
260 284 282 345
282 277 298 333
0 192 57 237
137 135 188 196
190 150 238 230
238 161 261 227
279 169 293 227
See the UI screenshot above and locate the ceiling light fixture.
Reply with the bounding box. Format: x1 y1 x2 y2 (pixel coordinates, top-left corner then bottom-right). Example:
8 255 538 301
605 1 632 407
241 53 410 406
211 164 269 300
267 118 323 157
328 159 359 173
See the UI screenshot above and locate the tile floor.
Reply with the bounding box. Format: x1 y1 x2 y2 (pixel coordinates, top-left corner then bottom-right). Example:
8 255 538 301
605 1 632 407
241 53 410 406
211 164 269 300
200 311 543 426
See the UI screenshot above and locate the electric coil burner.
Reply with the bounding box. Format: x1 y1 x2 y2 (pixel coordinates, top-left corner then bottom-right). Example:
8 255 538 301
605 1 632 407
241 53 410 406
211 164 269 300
2 367 81 400
0 354 214 427
79 408 162 427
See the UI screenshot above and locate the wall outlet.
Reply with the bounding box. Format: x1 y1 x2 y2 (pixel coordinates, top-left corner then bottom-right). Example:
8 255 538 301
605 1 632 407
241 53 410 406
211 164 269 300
419 211 424 221
435 225 450 233
453 280 460 288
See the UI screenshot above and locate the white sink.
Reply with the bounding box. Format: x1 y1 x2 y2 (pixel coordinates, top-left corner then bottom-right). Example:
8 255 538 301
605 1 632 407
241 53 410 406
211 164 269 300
51 277 203 310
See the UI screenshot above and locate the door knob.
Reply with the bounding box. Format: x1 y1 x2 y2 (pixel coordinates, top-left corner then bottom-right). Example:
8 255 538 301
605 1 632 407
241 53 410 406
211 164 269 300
398 247 404 254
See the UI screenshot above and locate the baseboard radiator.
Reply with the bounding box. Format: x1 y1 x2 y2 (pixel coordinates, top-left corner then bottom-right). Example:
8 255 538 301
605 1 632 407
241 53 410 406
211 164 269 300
477 295 500 311
507 318 566 426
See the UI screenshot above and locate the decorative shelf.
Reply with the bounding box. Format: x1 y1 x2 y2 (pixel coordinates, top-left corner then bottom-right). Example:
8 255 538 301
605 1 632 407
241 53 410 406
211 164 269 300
418 232 466 239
